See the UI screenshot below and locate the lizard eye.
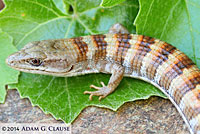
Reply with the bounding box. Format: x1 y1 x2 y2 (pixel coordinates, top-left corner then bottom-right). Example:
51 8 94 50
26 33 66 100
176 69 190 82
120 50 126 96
29 59 43 66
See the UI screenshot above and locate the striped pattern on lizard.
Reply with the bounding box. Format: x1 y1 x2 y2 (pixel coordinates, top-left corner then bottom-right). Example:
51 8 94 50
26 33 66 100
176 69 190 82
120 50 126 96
6 26 200 134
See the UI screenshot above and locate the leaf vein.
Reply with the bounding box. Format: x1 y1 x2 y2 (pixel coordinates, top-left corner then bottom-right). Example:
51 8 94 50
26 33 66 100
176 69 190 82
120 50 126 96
141 0 155 34
64 78 72 119
22 0 61 17
16 16 69 48
159 0 181 39
64 19 74 38
0 16 39 24
35 77 55 102
80 6 101 15
76 17 95 34
184 0 197 63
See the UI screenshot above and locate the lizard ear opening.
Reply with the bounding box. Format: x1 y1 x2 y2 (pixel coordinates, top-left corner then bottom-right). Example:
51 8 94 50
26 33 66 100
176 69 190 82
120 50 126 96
67 65 74 72
29 58 43 67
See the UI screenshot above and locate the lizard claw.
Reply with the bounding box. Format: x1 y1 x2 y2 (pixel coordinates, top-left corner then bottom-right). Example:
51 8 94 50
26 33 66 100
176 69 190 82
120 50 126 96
84 82 111 101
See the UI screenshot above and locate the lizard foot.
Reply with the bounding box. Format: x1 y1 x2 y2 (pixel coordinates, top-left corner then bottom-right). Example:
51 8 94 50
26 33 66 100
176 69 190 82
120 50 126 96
84 82 112 101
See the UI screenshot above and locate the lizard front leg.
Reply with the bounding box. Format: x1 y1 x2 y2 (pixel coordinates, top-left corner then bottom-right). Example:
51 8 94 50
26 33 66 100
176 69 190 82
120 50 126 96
84 63 125 101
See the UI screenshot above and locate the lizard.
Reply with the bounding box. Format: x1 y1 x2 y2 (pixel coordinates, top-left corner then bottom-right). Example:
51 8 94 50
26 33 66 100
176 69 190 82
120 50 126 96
6 23 200 134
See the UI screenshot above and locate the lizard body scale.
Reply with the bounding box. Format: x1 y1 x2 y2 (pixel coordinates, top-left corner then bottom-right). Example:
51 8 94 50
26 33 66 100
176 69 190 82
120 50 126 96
6 31 200 133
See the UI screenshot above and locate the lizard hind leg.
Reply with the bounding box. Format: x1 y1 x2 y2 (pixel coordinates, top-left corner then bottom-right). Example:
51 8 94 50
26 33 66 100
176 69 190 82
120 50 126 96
109 23 130 34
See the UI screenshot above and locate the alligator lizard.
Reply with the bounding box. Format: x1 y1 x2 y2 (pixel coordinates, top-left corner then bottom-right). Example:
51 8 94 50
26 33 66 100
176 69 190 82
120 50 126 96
6 24 200 134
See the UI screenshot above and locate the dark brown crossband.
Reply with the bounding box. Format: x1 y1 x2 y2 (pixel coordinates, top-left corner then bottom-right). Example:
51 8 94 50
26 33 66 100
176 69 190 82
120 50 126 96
147 43 176 80
162 58 195 89
71 37 88 62
174 71 200 104
132 36 153 73
114 33 132 63
91 35 108 60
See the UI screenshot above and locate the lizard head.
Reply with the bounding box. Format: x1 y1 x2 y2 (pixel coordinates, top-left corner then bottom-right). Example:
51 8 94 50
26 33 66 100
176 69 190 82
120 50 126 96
6 40 77 76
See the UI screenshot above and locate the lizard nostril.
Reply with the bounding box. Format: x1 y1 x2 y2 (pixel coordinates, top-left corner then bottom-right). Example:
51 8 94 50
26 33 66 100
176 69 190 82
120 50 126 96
6 53 17 65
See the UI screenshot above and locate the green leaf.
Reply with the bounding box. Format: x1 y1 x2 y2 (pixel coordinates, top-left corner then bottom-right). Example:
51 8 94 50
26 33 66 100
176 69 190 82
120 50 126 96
9 73 166 123
134 0 200 67
52 0 68 14
0 0 166 123
100 0 126 8
0 30 19 103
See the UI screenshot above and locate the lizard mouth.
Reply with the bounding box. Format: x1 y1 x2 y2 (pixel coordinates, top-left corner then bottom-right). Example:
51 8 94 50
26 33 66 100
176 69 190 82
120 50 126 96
68 65 74 72
8 64 74 76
